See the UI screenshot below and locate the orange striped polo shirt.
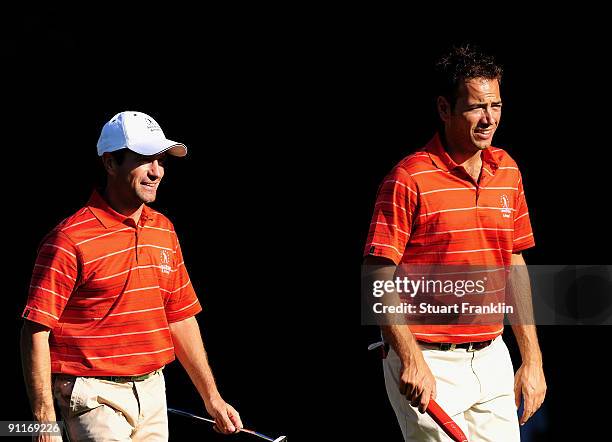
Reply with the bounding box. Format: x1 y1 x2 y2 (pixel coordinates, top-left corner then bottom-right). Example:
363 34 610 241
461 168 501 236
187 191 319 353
364 133 535 343
22 190 202 376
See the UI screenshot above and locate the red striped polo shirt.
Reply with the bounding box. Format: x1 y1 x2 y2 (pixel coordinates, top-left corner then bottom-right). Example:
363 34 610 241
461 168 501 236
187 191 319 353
364 133 535 343
22 190 202 376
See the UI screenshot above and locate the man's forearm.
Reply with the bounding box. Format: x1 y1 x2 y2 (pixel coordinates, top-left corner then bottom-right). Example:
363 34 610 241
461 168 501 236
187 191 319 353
169 317 221 404
511 324 542 364
363 256 423 364
508 253 542 365
381 324 422 364
20 321 56 421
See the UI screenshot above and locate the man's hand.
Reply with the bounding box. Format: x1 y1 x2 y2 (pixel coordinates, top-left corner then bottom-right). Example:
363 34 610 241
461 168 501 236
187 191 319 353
509 253 547 426
31 411 62 442
169 317 242 435
205 396 243 435
21 321 61 441
399 351 437 414
514 361 546 425
31 412 62 442
33 433 63 442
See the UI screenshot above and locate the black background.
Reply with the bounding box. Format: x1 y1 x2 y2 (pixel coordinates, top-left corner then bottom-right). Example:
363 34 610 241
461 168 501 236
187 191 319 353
4 8 612 441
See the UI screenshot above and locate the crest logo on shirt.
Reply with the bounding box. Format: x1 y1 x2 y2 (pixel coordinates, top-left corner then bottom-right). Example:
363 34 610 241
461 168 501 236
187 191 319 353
160 250 171 274
500 194 512 219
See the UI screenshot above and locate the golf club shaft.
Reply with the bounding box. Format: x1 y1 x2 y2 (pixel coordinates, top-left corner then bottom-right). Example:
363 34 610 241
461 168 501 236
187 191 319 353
167 407 215 424
167 407 276 442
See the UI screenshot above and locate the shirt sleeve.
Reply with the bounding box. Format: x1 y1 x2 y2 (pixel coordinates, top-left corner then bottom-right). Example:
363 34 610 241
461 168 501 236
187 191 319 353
363 166 418 264
164 233 202 323
21 230 79 329
513 171 535 253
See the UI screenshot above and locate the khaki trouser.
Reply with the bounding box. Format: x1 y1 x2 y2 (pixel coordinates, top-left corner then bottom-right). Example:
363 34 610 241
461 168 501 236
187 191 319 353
53 370 168 442
383 336 520 442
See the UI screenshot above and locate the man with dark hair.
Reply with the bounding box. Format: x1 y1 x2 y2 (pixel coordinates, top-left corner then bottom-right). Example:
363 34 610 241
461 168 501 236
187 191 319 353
434 45 504 109
20 111 242 441
364 45 546 441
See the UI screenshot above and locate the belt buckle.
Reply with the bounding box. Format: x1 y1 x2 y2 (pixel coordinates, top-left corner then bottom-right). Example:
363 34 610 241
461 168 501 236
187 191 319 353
466 342 476 352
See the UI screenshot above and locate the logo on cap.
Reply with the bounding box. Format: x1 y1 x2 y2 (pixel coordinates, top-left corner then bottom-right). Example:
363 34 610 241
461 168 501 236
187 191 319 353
145 117 162 133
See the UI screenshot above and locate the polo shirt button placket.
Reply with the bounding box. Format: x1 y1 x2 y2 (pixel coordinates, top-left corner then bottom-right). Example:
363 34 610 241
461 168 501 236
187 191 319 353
133 223 140 265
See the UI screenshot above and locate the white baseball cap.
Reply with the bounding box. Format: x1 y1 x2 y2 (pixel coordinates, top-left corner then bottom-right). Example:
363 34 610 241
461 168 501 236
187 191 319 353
97 111 187 157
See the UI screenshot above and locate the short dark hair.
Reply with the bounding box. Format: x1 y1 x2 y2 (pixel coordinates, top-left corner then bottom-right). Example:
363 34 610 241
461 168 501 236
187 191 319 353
108 148 129 166
435 44 503 108
95 148 129 186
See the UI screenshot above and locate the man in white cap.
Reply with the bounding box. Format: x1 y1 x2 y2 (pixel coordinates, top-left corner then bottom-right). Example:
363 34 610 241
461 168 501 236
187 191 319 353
20 111 242 441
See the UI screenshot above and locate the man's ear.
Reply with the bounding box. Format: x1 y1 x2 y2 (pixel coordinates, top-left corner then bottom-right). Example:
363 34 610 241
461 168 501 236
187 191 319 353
437 96 451 123
101 153 116 177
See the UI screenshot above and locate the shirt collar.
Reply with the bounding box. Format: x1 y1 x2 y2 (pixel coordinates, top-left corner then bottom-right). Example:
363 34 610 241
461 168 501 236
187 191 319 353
426 133 500 172
87 189 154 229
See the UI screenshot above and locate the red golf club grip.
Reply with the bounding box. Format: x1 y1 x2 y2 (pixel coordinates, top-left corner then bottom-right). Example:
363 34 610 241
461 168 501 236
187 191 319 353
426 399 468 442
